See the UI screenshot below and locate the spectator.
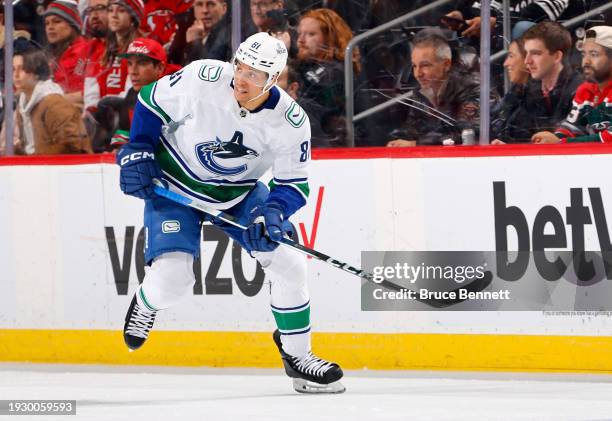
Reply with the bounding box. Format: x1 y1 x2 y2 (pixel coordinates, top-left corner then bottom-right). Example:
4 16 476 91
82 0 109 111
277 60 327 145
295 8 359 147
141 0 192 46
13 48 91 154
44 0 91 105
444 0 569 40
532 26 612 144
248 0 284 34
244 0 297 58
518 22 582 136
276 62 300 100
83 0 109 39
84 0 144 111
0 5 32 48
491 35 533 144
0 5 33 85
387 30 481 146
14 0 46 46
92 38 170 151
266 8 297 57
180 0 231 64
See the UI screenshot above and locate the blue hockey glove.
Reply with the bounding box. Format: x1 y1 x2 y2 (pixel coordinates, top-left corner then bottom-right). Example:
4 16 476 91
116 143 162 200
242 202 294 252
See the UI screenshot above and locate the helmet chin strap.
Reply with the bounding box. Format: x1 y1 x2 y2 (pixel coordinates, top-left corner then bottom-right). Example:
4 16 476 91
244 89 269 105
241 74 277 107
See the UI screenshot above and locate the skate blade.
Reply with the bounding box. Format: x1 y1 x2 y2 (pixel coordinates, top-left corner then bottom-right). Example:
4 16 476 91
292 378 346 394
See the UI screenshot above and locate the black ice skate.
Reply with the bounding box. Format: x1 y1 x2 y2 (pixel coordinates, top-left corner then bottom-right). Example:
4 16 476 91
123 292 157 351
273 329 345 394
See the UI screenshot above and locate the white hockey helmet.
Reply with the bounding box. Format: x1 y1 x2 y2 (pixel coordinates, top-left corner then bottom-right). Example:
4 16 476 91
234 32 288 92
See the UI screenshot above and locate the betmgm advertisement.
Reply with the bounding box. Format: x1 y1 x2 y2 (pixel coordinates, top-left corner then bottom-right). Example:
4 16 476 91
363 157 612 312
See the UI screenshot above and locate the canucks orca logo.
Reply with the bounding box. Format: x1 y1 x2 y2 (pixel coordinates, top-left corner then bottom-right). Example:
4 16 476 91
195 131 258 176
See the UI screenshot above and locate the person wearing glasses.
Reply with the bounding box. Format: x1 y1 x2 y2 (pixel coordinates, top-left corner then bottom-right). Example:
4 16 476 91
117 32 345 394
82 0 109 112
249 0 284 34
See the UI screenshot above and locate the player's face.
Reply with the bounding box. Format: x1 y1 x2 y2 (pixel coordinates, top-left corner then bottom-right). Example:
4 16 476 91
524 39 561 81
297 17 325 60
13 55 38 94
411 46 450 91
581 40 612 84
44 15 74 44
108 3 133 33
127 56 164 91
233 60 269 103
503 41 529 85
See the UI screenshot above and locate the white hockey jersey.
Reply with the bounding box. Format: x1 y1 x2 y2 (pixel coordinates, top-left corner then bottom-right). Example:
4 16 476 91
137 59 311 210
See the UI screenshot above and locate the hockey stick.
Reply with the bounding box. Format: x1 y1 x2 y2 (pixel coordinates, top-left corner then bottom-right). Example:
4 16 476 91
151 180 492 308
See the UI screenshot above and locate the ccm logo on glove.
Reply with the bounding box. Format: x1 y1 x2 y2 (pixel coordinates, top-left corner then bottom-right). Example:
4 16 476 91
116 143 163 200
119 151 156 166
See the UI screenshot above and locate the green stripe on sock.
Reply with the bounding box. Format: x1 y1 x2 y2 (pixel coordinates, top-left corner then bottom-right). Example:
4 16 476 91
272 306 310 332
139 287 156 312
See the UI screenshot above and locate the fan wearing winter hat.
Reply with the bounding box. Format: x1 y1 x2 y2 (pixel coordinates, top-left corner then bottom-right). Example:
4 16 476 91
83 0 144 111
44 0 91 104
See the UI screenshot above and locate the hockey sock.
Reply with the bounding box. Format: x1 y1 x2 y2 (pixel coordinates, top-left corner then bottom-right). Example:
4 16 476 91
272 301 311 357
140 252 196 310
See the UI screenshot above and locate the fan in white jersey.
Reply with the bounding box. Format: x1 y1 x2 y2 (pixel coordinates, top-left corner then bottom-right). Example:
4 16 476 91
116 32 345 394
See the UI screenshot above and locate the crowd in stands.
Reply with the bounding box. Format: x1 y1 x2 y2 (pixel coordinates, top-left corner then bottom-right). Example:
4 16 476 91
0 0 610 154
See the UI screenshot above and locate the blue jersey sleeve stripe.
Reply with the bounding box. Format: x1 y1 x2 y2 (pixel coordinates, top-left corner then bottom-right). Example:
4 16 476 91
273 177 308 183
130 101 163 146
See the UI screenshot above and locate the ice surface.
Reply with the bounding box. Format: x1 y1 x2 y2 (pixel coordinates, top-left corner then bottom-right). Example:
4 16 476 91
2 364 612 421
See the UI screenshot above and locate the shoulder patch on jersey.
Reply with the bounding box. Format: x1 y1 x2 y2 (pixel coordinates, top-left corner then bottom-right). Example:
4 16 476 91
285 102 306 128
198 64 223 82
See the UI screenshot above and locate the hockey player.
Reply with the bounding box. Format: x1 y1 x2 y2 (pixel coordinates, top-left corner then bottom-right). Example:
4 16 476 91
116 32 344 394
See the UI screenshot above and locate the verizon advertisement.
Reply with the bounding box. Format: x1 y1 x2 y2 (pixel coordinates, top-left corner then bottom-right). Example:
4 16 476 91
2 151 612 335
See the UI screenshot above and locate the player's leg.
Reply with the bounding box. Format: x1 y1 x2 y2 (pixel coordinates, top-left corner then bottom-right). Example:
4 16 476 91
256 247 344 393
124 195 202 350
214 182 344 392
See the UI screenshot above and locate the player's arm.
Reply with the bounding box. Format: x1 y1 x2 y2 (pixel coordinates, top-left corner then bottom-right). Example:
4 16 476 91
264 125 310 237
115 98 165 199
264 111 311 223
115 62 204 199
243 107 311 252
115 76 171 199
